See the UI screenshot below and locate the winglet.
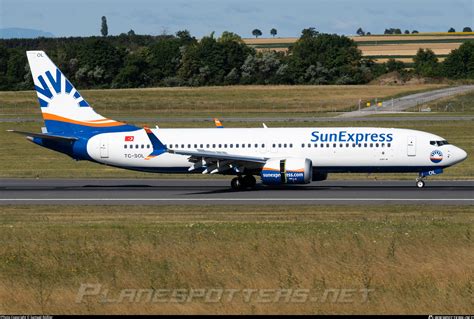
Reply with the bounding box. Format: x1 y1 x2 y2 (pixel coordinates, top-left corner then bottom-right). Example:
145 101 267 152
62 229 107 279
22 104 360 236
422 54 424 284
144 126 167 160
214 118 224 128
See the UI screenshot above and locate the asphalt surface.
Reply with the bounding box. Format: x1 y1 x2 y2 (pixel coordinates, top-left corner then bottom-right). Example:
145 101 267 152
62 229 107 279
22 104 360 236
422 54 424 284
338 85 474 118
0 179 472 205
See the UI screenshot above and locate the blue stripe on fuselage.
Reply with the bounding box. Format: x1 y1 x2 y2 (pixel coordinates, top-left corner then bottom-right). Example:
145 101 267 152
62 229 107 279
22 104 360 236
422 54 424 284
44 120 140 138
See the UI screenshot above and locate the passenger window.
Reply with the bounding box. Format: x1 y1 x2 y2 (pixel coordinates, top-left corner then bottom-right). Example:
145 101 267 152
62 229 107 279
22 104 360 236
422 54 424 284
181 144 184 148
370 143 373 147
262 144 265 148
290 144 293 148
321 144 324 148
141 144 144 148
206 144 209 148
212 144 216 148
375 143 379 147
387 143 391 147
242 144 245 148
333 143 336 148
187 144 191 148
193 144 197 148
339 144 343 148
326 143 329 148
218 144 222 148
248 144 251 148
124 145 127 149
364 143 367 147
352 143 356 147
224 144 227 148
255 144 258 148
236 144 239 148
135 144 139 149
381 143 385 147
284 144 287 148
230 144 233 148
358 144 362 148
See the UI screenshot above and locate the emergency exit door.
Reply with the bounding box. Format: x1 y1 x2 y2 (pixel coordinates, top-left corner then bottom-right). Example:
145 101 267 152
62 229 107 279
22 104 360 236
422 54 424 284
100 139 109 158
407 136 416 156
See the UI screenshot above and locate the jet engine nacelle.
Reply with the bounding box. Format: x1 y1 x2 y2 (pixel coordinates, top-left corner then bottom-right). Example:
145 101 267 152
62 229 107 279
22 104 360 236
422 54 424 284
261 158 312 185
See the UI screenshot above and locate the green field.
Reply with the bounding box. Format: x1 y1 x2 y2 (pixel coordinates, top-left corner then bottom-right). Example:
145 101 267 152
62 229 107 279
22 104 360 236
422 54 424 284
0 85 445 118
0 204 472 314
1 118 472 179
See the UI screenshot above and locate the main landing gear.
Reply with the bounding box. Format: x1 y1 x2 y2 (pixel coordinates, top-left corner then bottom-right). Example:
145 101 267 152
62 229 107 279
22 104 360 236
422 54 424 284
231 175 257 191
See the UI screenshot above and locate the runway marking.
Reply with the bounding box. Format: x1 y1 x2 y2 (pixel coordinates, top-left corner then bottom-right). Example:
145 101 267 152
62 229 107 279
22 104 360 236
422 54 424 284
1 198 473 202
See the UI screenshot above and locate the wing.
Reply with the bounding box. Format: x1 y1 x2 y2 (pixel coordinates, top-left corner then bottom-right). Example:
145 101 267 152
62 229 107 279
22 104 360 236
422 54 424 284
168 149 268 174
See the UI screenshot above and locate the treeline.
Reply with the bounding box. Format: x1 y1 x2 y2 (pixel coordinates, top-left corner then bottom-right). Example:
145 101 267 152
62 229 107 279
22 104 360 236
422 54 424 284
0 29 473 91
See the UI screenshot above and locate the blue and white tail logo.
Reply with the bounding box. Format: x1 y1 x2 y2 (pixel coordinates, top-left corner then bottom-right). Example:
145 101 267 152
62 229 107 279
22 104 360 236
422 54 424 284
26 51 134 133
35 67 90 108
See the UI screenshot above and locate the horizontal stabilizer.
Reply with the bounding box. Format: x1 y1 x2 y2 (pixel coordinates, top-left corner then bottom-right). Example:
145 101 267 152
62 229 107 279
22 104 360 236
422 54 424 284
7 130 77 142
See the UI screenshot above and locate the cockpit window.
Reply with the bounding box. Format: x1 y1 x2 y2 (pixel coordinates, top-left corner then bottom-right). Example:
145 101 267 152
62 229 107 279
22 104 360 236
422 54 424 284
430 140 449 146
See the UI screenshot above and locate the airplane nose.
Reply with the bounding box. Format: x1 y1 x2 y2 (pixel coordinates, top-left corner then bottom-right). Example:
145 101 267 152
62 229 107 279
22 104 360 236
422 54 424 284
458 148 468 162
453 147 468 163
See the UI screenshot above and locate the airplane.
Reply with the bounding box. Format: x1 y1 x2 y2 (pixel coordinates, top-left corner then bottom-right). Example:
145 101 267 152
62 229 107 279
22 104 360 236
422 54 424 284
8 51 468 190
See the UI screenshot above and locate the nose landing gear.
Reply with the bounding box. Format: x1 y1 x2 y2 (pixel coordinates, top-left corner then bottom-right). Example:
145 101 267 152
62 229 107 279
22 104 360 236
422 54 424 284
231 175 257 191
416 168 443 188
416 178 425 188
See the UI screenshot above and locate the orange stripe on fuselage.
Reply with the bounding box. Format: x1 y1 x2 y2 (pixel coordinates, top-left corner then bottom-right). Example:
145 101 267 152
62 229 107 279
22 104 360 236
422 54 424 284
42 113 125 127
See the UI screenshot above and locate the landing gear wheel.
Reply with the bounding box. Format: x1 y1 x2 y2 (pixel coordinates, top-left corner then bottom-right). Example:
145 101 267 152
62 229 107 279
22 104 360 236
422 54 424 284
242 175 257 189
231 177 243 191
416 180 425 188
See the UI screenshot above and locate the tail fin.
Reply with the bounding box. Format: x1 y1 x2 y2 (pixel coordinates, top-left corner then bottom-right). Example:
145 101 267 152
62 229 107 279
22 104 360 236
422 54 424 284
26 51 136 135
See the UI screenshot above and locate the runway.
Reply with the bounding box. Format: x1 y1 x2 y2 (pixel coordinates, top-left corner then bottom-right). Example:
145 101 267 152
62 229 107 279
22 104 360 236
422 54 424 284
0 179 472 205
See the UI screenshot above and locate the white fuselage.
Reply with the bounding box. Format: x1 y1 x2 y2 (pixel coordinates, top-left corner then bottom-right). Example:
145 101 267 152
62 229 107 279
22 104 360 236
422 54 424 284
86 127 467 174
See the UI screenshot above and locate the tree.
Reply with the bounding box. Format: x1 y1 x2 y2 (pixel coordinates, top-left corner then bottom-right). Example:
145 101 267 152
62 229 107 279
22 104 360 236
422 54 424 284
412 30 419 34
366 32 371 35
413 48 440 77
443 41 474 79
101 16 108 37
356 27 365 36
386 58 405 72
288 31 362 84
176 30 195 44
394 28 402 34
127 29 135 36
219 31 242 43
270 28 277 38
252 29 262 38
404 30 410 34
463 27 472 32
448 27 455 33
301 27 319 39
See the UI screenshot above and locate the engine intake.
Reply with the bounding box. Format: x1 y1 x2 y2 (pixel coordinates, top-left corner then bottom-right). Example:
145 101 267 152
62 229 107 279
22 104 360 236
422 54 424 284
261 158 312 185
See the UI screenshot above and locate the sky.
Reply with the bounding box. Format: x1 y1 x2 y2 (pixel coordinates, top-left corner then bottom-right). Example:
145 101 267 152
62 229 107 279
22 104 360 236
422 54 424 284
0 0 473 38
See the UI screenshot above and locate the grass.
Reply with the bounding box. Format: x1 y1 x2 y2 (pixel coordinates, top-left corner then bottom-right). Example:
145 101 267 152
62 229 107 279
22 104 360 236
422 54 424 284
0 85 445 117
1 118 472 179
406 90 474 113
0 204 472 314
